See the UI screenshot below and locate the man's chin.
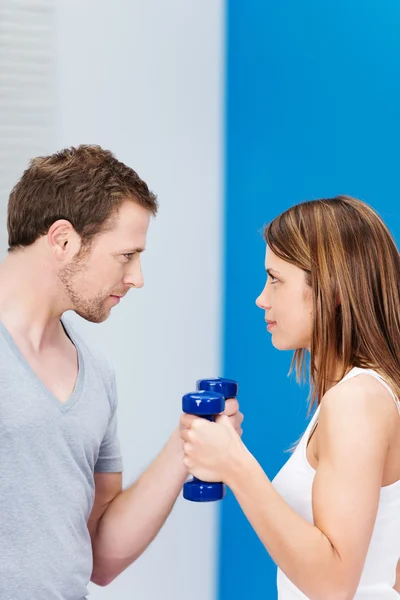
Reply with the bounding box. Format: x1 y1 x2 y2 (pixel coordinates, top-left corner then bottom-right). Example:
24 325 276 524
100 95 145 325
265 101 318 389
75 309 110 324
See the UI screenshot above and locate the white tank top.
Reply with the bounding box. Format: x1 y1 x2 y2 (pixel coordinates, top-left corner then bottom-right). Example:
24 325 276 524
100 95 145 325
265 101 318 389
272 367 400 599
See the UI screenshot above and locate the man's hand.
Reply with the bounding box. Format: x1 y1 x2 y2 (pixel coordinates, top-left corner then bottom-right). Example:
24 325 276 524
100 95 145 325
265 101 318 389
222 397 244 436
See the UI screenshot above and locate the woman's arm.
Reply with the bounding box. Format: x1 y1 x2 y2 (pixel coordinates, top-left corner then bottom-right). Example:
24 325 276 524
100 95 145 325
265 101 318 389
182 376 396 600
394 559 400 592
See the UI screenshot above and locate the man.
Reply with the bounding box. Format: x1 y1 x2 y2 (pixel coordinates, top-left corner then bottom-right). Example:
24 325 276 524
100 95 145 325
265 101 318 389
0 145 243 599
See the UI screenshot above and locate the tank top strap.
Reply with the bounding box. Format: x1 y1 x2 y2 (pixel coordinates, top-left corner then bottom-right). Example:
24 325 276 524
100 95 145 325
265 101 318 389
300 404 321 451
338 367 400 416
302 367 400 451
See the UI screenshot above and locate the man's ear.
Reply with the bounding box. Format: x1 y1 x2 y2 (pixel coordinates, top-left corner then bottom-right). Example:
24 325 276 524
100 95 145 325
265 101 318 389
47 219 80 260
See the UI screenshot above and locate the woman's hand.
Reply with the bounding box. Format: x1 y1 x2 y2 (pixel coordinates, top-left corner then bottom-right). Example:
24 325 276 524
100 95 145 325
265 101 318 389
180 406 247 483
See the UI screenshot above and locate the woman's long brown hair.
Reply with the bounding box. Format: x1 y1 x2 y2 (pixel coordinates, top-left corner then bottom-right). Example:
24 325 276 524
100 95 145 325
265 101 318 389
265 195 400 410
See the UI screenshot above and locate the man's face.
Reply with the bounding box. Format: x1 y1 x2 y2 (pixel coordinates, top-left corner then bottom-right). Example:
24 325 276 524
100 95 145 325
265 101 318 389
59 201 150 323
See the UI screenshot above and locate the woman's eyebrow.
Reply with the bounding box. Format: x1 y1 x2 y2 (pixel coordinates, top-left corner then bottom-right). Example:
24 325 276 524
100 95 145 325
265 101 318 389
266 268 280 275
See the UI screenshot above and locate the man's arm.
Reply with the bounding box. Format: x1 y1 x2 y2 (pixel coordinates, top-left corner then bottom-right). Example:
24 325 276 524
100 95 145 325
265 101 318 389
89 397 242 586
89 426 187 586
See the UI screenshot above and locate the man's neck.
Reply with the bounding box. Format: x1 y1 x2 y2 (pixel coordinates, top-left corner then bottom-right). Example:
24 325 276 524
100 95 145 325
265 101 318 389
0 250 67 351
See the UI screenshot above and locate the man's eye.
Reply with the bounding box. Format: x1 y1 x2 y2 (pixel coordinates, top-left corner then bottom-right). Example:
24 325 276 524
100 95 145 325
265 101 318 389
123 253 135 260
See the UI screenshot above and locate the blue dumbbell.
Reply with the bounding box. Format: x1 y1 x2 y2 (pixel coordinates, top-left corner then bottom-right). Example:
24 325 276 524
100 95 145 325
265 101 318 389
182 377 239 502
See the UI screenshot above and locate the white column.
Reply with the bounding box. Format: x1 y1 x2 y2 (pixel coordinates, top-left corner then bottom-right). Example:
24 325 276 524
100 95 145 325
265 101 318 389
0 0 55 255
55 1 225 598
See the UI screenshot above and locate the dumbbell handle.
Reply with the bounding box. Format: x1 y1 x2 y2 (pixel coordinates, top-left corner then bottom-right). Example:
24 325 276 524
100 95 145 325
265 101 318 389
182 377 238 503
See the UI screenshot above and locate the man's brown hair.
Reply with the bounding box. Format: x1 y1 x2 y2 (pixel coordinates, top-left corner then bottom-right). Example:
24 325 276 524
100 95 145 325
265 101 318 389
7 145 158 251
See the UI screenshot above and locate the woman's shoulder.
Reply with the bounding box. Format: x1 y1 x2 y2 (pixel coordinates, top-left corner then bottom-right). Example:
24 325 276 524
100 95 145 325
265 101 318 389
318 370 398 442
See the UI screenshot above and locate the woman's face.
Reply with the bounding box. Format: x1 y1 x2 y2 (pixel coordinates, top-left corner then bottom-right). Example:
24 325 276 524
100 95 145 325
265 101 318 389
256 246 313 351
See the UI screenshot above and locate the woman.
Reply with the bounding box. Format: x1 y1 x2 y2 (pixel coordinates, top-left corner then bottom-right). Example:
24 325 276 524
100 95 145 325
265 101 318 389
180 195 400 599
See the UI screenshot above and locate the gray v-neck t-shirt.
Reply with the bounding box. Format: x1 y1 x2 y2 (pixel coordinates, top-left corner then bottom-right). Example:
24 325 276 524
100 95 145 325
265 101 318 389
0 318 122 599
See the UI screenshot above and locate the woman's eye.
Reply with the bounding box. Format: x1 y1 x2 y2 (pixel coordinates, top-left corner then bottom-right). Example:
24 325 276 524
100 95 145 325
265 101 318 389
266 269 279 285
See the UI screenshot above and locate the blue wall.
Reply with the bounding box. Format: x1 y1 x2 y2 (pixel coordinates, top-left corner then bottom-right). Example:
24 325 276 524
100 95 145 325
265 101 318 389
220 1 400 598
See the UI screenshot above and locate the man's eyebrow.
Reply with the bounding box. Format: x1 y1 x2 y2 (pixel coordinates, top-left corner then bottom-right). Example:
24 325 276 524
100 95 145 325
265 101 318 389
119 247 146 253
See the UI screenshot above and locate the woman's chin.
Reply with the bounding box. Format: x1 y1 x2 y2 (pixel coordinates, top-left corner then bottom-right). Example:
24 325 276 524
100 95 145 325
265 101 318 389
271 335 304 351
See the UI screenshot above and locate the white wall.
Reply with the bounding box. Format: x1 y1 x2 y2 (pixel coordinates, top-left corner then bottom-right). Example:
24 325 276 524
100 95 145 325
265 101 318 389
0 0 55 255
55 1 225 598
